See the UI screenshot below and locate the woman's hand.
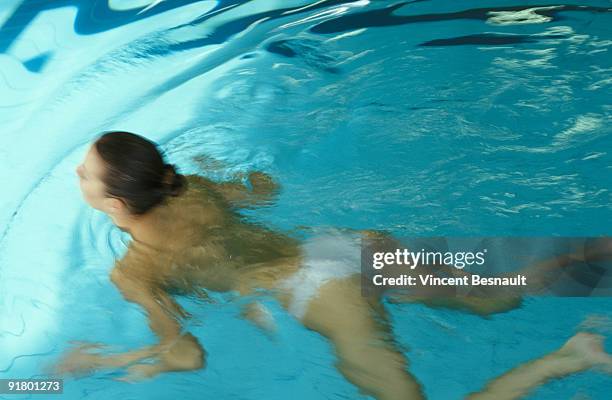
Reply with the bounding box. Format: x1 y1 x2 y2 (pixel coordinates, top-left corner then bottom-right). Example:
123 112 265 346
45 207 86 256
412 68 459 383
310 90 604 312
51 341 114 377
50 341 162 377
50 334 205 380
115 333 206 382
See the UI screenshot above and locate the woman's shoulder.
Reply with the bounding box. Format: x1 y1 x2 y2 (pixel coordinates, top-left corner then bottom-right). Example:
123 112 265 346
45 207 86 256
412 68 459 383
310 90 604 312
162 175 228 228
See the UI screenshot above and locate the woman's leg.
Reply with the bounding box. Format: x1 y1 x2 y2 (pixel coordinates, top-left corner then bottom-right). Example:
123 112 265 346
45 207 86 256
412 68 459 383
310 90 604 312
467 332 612 400
240 300 278 338
285 274 425 400
360 230 600 315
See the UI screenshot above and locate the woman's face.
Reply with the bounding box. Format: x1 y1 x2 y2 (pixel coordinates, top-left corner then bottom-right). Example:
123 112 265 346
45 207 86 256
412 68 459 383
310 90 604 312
76 145 111 211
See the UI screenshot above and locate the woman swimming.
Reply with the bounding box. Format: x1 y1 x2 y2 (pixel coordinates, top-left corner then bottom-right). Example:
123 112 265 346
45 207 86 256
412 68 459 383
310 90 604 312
53 131 612 400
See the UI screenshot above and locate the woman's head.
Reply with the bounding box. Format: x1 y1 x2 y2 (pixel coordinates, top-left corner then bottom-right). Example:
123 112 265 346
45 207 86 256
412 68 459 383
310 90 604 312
76 131 186 216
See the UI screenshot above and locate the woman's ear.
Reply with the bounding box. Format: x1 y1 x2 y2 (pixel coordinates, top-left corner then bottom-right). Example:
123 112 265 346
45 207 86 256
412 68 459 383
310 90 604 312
104 196 128 214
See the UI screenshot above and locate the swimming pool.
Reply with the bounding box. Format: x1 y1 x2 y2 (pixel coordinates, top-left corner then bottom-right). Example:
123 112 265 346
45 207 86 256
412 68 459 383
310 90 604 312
0 0 611 398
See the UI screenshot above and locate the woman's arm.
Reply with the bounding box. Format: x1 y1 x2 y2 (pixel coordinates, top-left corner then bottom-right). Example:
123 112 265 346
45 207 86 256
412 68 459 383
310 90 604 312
52 266 204 377
109 266 182 344
104 266 204 374
187 172 280 208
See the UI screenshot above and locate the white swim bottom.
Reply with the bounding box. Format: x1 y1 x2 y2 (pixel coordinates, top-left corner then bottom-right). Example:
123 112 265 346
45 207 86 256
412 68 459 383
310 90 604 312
277 228 362 320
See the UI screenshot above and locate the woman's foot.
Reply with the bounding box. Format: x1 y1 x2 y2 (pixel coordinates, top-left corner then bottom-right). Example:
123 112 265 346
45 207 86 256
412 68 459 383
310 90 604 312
584 238 612 263
557 332 612 372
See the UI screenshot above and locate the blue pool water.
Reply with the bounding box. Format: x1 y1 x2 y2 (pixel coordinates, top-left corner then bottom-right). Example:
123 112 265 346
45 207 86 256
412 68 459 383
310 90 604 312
0 1 611 399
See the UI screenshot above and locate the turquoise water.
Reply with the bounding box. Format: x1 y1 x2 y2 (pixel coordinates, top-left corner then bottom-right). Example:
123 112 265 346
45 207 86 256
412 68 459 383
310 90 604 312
0 1 611 399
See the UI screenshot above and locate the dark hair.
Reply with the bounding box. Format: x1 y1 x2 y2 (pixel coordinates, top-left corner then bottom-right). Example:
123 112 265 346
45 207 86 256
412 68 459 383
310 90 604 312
94 131 186 215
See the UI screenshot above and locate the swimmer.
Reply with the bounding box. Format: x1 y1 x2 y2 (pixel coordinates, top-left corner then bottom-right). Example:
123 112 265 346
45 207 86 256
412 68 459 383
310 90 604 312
52 131 612 399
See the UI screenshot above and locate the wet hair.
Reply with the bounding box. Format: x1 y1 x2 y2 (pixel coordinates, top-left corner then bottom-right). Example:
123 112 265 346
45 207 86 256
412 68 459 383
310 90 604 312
94 131 186 215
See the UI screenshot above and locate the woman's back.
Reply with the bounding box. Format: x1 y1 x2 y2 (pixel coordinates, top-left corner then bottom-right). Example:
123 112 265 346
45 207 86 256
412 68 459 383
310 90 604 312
119 174 302 294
